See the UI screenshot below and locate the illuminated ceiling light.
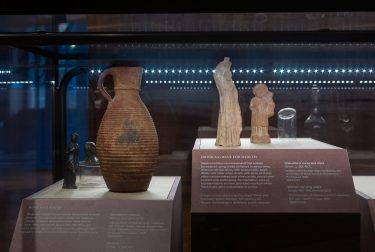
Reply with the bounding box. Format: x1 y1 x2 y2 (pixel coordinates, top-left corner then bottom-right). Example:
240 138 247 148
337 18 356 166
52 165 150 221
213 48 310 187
335 69 339 73
246 69 250 73
171 69 175 73
144 70 148 73
151 69 155 73
178 69 182 73
287 69 291 73
273 69 277 73
233 69 236 73
363 69 367 73
158 70 162 73
301 69 305 73
342 69 346 73
328 69 332 73
369 69 373 73
205 69 209 73
90 70 95 73
314 69 318 73
165 70 168 73
192 70 195 73
239 69 243 73
97 70 101 73
348 69 352 73
185 70 188 73
280 69 284 73
321 70 325 73
199 69 202 73
355 69 359 73
260 69 263 73
307 69 311 73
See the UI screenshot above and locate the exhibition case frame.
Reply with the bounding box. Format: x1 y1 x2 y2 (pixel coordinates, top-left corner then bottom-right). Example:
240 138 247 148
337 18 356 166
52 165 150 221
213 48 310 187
2 23 375 180
2 11 375 252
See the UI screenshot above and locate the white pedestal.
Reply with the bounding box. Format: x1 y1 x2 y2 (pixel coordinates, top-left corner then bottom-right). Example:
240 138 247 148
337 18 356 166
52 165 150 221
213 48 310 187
10 176 182 252
353 176 375 252
191 138 359 251
192 138 357 213
354 175 375 228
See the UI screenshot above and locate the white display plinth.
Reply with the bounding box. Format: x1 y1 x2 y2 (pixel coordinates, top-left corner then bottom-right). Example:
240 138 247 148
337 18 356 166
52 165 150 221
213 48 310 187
353 176 375 228
192 138 357 213
10 176 181 252
191 138 360 251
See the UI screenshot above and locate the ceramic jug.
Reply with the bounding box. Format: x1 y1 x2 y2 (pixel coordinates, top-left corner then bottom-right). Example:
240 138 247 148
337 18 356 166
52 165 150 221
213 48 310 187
96 66 158 192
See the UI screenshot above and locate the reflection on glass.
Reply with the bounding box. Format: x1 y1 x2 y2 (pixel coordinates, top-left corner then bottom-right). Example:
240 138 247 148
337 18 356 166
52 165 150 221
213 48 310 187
278 107 297 138
337 95 356 150
303 85 326 141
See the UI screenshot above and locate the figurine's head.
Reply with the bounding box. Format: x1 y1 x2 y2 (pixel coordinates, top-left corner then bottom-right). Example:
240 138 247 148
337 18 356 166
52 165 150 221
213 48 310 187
84 142 98 163
85 142 96 156
253 83 269 98
70 133 79 143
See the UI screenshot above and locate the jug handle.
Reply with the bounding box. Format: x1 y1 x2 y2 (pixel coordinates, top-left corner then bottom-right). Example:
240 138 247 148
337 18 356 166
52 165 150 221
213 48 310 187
97 69 114 103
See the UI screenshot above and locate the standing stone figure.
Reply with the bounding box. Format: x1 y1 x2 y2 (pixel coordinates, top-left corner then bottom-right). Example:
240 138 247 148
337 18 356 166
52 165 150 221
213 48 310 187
63 133 79 189
250 84 275 144
213 57 242 147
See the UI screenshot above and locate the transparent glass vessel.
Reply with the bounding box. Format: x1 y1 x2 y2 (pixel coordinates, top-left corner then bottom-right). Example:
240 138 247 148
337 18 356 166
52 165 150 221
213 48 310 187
303 84 326 141
278 107 297 138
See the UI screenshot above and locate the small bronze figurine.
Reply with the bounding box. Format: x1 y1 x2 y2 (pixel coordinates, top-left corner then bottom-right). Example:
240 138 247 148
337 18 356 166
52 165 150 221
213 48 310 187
84 142 99 164
63 133 79 189
250 84 275 144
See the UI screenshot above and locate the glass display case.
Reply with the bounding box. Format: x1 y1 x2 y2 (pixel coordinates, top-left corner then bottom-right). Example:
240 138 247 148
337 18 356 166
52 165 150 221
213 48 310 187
1 11 375 251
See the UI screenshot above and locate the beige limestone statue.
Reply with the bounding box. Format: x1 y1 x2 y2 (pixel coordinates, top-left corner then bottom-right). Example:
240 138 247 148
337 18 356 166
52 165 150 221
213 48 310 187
213 57 242 147
250 83 275 144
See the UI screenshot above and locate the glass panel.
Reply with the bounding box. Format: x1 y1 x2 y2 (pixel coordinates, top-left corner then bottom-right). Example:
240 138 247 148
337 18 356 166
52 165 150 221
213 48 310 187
0 47 54 251
1 12 375 251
